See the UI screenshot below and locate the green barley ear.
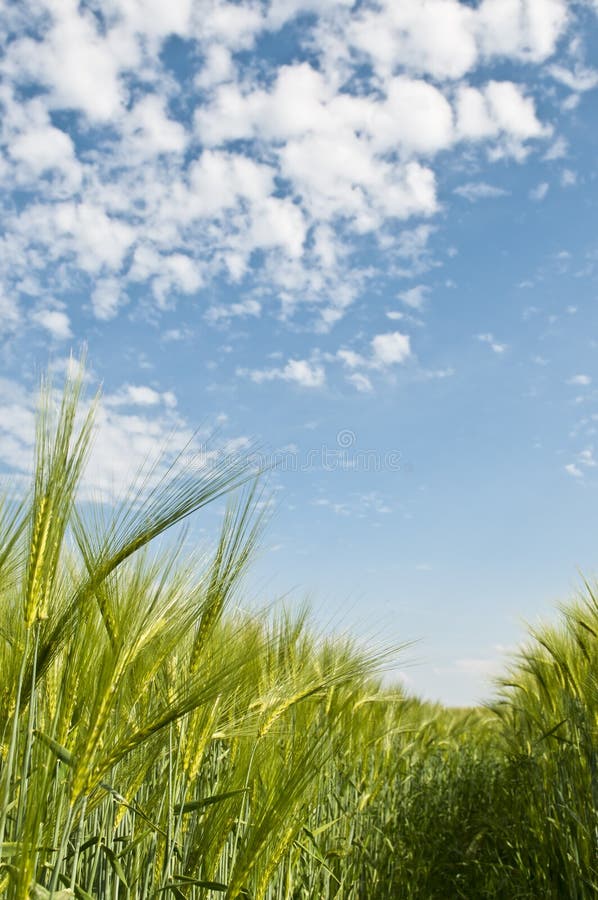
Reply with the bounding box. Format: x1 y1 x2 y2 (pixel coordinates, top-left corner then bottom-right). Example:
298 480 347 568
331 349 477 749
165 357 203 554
190 482 264 674
24 357 97 627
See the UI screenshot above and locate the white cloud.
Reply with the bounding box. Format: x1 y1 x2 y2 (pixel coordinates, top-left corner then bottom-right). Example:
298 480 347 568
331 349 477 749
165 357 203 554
195 44 234 89
371 332 412 367
0 0 572 341
266 0 353 30
10 121 80 183
0 291 21 332
280 134 438 227
454 181 509 202
206 299 262 324
346 372 373 393
280 359 326 389
561 168 577 187
0 379 37 474
561 93 580 109
549 63 598 92
241 358 326 389
476 0 568 63
30 307 72 340
193 1 263 50
565 447 598 479
129 249 203 307
337 349 367 369
567 374 591 386
106 385 177 409
529 181 549 201
477 332 507 354
50 202 135 274
543 135 568 159
369 76 455 155
487 78 551 140
124 94 188 158
455 80 549 156
399 285 429 310
333 330 415 384
187 151 276 218
195 61 547 234
578 448 597 467
91 279 125 321
249 196 306 258
420 367 455 380
4 6 133 122
346 0 478 80
112 0 195 40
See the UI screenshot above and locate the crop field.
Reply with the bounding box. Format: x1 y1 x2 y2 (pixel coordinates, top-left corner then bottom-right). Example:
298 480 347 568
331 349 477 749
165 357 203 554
1 372 597 899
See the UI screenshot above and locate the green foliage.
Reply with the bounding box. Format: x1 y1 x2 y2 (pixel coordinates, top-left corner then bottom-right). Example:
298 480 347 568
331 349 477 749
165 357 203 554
0 366 596 898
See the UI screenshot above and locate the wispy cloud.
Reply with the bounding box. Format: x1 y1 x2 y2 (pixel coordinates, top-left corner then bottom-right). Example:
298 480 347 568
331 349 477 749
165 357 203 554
549 63 598 92
477 333 507 354
206 299 262 324
346 372 373 393
454 182 509 202
398 285 429 310
529 182 549 201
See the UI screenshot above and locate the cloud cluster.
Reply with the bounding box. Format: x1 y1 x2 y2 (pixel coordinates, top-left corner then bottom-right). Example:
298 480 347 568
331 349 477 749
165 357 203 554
0 0 576 349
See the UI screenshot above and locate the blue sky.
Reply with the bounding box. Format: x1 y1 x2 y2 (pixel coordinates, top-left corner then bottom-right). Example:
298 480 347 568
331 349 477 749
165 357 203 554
1 0 598 704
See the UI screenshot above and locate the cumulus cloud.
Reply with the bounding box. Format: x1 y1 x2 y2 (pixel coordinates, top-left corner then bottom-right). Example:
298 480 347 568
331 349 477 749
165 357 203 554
456 80 551 158
476 0 568 63
336 331 413 376
30 307 72 340
91 279 125 321
240 358 326 388
9 115 81 185
371 332 412 367
0 0 577 349
106 385 178 409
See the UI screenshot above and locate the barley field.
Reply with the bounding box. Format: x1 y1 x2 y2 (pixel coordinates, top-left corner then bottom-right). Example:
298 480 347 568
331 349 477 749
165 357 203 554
1 372 596 899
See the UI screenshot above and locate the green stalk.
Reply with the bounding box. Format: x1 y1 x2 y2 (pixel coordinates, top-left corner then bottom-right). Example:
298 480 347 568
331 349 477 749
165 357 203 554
15 622 41 839
0 627 31 852
47 799 76 896
69 795 88 891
